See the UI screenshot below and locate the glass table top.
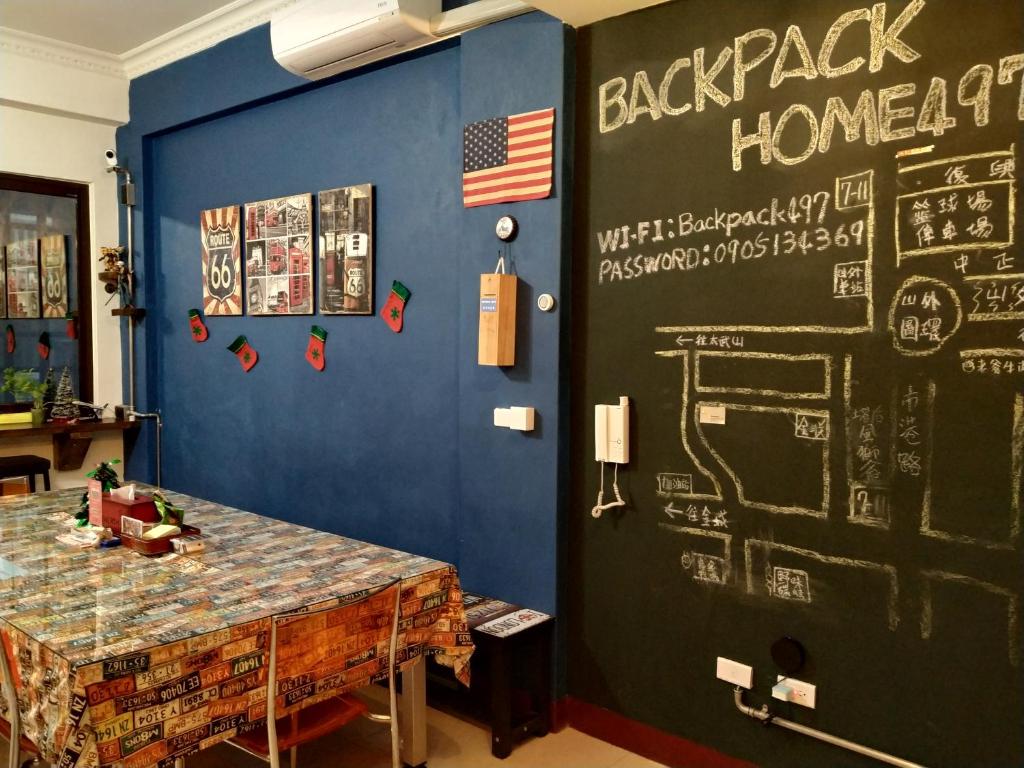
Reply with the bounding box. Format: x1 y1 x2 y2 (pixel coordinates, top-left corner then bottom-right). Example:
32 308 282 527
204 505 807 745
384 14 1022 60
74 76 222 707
0 487 452 667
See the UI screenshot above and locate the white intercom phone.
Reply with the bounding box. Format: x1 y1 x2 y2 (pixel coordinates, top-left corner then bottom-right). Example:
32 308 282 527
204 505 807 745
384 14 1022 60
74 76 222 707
592 396 630 518
595 396 630 464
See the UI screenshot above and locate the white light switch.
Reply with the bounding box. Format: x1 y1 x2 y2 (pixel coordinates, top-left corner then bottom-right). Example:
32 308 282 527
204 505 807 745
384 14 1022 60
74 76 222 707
716 657 753 689
494 406 535 431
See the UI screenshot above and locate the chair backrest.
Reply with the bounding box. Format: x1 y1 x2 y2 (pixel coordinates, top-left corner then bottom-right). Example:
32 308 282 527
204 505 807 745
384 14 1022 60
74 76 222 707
265 581 402 727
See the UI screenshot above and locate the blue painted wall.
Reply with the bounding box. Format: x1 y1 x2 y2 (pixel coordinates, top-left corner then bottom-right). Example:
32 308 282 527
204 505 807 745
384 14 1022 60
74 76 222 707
118 14 571 618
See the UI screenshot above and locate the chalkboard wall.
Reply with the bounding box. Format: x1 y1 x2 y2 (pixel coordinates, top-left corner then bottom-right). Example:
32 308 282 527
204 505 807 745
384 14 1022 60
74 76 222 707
570 1 1024 765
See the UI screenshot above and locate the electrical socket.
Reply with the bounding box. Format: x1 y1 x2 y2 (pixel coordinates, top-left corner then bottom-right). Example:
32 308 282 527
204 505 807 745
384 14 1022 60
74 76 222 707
716 657 753 689
773 675 816 708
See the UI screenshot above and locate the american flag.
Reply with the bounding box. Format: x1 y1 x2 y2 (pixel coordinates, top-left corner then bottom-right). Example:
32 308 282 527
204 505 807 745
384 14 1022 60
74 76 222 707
463 108 555 208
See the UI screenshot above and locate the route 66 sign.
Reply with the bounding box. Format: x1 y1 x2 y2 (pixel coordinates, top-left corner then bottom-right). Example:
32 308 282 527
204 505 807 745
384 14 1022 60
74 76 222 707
201 207 242 315
318 184 373 315
40 234 68 317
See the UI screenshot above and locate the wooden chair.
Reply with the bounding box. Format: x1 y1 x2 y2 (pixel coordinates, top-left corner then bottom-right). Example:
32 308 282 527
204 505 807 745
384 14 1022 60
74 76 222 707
0 631 41 768
227 581 403 768
0 455 51 494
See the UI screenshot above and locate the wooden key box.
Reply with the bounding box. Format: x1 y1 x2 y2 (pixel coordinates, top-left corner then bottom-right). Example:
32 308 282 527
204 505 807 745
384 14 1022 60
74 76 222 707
478 273 517 366
121 525 202 556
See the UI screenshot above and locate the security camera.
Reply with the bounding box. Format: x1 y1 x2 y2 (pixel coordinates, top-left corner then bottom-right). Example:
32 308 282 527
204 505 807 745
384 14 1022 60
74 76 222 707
104 149 118 168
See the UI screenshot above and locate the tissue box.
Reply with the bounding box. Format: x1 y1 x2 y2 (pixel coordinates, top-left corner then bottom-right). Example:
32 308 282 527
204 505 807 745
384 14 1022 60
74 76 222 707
99 494 159 534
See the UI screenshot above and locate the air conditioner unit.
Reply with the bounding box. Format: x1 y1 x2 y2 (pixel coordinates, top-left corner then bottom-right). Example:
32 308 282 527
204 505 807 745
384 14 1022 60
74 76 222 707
271 0 442 81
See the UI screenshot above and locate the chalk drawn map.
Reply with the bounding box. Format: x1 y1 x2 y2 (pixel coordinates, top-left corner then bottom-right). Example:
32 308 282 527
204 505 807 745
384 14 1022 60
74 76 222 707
639 153 1022 666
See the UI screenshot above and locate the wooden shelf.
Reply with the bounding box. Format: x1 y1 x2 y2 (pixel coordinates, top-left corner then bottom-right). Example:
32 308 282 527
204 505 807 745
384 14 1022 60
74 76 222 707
0 418 139 470
112 307 145 319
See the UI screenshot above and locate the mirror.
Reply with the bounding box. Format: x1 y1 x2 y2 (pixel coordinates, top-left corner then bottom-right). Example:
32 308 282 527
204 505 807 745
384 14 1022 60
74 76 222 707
0 172 93 406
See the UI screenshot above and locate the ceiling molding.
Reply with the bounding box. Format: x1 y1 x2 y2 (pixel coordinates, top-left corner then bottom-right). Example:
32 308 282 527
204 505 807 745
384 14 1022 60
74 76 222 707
1 0 296 82
6 0 649 82
121 0 297 79
0 26 124 78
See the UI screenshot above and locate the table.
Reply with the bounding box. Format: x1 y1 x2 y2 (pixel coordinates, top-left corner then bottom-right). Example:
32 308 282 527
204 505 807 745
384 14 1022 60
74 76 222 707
0 487 474 768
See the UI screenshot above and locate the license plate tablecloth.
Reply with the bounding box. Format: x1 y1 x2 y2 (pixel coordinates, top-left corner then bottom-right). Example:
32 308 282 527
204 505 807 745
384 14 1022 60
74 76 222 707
0 488 473 768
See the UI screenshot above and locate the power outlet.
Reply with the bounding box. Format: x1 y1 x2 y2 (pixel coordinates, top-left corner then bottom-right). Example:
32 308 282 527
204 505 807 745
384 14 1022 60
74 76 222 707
773 676 816 708
716 657 753 689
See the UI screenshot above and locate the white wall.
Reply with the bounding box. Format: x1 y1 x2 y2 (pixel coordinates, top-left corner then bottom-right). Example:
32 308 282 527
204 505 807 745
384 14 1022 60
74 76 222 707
0 104 125 408
0 33 129 486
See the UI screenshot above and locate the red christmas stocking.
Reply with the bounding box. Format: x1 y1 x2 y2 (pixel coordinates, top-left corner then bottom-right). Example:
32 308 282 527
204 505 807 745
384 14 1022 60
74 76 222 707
66 313 77 339
188 309 208 342
380 281 410 333
5 325 13 354
228 335 258 372
37 332 50 360
306 325 326 371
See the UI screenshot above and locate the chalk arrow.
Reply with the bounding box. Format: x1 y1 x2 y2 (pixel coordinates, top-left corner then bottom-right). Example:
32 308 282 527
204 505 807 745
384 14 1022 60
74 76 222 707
675 336 692 347
664 503 685 519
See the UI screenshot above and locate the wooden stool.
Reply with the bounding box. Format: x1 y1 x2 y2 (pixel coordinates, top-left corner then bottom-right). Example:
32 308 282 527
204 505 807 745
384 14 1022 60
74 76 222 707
0 455 51 494
427 593 553 759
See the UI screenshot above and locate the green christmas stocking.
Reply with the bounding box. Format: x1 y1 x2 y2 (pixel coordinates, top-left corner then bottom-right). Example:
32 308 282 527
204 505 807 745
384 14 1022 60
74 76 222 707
306 325 326 371
228 335 258 372
380 280 410 333
188 309 208 342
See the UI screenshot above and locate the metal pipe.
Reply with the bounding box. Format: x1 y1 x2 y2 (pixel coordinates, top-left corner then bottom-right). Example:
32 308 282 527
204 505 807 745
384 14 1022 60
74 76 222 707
124 169 136 412
732 688 928 768
107 165 136 410
127 410 162 488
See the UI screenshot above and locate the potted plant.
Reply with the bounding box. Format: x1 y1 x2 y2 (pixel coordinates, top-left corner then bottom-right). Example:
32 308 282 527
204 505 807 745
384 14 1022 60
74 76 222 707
2 368 49 426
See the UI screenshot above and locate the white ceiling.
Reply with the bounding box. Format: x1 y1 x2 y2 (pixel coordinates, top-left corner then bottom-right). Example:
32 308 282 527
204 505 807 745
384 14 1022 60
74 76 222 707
0 0 669 57
0 0 240 55
529 0 669 28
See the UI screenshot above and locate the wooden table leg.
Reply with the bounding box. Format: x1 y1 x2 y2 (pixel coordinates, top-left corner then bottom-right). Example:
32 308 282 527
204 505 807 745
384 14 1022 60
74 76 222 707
488 637 513 759
534 624 553 737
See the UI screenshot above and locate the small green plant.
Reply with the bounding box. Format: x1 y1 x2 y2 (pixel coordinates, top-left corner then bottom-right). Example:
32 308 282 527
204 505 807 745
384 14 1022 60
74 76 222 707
2 368 47 408
153 492 185 527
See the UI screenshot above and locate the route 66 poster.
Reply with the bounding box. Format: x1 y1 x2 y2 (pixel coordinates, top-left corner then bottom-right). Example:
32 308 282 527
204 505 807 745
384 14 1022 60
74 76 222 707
200 206 242 315
40 234 68 317
318 184 373 315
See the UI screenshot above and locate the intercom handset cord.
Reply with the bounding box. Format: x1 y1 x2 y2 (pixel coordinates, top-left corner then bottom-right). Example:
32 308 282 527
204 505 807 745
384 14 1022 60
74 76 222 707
592 461 626 518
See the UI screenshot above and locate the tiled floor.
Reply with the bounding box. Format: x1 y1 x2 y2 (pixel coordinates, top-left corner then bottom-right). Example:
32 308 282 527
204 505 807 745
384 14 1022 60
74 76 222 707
3 692 666 768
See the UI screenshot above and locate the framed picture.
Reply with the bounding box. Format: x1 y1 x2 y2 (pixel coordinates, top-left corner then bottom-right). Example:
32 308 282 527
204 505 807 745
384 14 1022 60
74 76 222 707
200 206 243 315
0 246 6 319
40 234 68 317
318 184 373 315
244 194 313 315
6 239 39 318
